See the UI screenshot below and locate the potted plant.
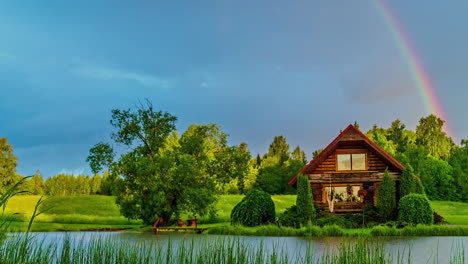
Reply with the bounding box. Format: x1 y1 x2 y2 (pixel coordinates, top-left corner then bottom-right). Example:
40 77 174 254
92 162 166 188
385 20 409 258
346 185 353 194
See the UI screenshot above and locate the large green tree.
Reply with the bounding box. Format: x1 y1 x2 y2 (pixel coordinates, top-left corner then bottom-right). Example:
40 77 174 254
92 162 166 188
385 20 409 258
292 145 307 165
415 114 453 160
418 156 454 200
87 102 242 225
387 119 409 153
0 138 20 194
366 125 396 156
449 141 468 201
266 135 290 164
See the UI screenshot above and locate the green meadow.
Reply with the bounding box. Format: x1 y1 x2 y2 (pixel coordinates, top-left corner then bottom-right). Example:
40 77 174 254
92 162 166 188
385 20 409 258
430 200 468 225
3 194 467 232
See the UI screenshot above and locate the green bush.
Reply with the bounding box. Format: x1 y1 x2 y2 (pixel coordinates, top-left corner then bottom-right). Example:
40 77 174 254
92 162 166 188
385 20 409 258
230 189 276 227
279 205 301 228
377 170 396 220
296 174 315 223
398 194 433 225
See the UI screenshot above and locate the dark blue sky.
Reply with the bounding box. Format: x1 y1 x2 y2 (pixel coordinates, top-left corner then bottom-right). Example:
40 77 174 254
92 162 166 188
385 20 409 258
1 0 467 177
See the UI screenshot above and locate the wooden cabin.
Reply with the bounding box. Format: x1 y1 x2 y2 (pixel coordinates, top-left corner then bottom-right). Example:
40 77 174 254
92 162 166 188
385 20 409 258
288 125 404 214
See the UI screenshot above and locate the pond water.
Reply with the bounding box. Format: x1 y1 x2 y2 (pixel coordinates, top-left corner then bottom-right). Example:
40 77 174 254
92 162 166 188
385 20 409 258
10 232 468 263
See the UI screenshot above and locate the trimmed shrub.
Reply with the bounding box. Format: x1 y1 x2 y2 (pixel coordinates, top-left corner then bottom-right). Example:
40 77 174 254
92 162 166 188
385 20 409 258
279 205 301 228
377 170 396 220
398 194 433 225
231 189 275 227
296 174 315 223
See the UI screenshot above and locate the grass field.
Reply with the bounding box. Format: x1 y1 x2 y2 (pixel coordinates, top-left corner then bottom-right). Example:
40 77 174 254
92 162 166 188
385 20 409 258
180 194 296 224
3 194 296 231
431 200 468 225
4 195 141 231
3 194 466 231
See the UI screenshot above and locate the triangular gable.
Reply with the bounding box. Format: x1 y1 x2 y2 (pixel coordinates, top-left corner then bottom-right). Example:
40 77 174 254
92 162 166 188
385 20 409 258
288 124 405 185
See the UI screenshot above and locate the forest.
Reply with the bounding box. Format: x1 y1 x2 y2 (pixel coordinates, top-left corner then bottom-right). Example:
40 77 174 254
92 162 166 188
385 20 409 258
1 104 467 224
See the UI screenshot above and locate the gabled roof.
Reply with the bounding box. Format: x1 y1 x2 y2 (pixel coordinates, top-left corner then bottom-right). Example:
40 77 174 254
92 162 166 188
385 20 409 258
288 124 405 185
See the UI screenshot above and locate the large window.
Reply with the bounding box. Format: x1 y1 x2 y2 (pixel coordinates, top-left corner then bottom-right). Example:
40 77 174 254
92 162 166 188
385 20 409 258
337 154 366 171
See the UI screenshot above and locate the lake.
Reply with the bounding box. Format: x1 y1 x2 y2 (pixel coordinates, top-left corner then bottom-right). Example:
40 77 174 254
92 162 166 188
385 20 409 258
7 232 468 263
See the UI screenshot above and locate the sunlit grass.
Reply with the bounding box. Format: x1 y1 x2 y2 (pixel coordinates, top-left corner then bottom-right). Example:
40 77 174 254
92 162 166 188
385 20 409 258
431 200 468 225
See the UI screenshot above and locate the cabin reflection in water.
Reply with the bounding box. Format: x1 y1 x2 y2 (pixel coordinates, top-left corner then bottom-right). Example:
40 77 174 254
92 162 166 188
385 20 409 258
288 125 404 214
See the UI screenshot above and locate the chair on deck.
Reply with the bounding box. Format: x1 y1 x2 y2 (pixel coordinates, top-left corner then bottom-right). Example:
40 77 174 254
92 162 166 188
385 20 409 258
176 218 187 227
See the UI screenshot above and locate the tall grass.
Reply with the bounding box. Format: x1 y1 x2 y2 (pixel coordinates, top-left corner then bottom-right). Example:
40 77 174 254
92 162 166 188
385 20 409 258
0 234 465 264
208 224 468 237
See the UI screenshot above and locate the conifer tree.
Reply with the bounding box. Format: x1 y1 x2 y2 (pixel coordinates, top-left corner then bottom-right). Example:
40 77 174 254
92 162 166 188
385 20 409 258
377 169 396 219
296 174 315 224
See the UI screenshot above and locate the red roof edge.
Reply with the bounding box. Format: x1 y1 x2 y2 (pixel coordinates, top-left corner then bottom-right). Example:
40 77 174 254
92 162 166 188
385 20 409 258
353 126 405 171
287 124 405 186
287 124 355 185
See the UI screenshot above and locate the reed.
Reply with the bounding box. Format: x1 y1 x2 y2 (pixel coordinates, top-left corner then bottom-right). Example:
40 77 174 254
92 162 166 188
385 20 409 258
0 234 465 264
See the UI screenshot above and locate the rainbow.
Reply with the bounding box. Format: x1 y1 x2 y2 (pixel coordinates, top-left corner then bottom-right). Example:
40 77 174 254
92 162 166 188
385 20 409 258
371 0 453 137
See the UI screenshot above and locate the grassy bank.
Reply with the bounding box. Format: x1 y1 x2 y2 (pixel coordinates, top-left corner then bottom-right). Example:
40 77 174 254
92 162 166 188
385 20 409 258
207 224 468 237
3 194 466 232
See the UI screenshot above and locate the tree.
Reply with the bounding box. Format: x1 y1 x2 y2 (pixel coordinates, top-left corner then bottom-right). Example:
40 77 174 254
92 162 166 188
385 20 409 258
418 156 454 200
387 119 409 153
353 121 360 130
312 149 323 159
366 125 396 156
90 174 102 194
376 170 396 220
87 102 239 225
232 143 252 194
415 114 453 160
296 174 315 224
100 170 122 196
254 158 300 195
30 170 44 195
0 138 20 193
266 135 290 164
399 167 414 199
449 142 468 201
292 146 307 165
399 166 424 198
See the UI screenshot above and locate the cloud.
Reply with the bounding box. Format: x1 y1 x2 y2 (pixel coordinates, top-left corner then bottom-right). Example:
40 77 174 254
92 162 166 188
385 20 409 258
74 66 176 89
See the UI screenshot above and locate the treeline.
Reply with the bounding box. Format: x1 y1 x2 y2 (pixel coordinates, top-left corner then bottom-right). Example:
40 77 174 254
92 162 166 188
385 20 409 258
1 113 467 202
361 115 468 202
42 171 120 196
0 167 121 196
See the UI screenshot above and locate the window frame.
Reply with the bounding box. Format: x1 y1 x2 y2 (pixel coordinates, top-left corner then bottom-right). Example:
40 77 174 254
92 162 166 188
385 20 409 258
336 153 367 171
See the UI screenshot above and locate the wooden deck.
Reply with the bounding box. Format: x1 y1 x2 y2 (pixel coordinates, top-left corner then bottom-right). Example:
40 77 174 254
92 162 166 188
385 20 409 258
317 202 368 214
152 227 208 234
